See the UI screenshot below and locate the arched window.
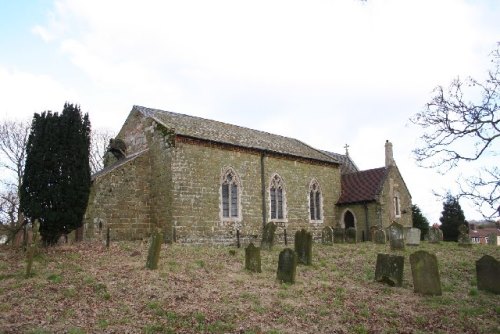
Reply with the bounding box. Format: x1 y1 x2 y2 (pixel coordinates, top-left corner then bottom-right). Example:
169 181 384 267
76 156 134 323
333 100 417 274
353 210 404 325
344 210 355 229
394 192 401 218
309 180 322 221
221 168 240 220
270 174 286 220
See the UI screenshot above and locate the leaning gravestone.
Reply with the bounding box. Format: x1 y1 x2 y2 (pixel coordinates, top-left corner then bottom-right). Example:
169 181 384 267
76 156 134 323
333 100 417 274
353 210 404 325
277 248 297 284
457 224 472 248
245 243 262 273
261 222 277 250
375 253 404 287
345 227 357 244
333 227 345 244
388 222 405 250
476 255 500 294
321 226 333 245
428 227 441 244
487 233 499 246
406 228 421 246
373 228 387 244
409 250 442 296
295 229 313 265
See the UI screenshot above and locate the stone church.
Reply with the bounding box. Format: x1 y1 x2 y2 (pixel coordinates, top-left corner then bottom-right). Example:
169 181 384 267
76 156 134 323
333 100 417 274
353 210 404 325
84 105 412 244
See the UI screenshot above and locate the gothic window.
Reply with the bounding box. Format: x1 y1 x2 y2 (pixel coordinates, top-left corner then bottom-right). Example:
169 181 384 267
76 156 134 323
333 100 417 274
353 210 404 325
394 192 401 218
309 180 322 221
221 168 240 220
344 210 355 229
270 174 286 220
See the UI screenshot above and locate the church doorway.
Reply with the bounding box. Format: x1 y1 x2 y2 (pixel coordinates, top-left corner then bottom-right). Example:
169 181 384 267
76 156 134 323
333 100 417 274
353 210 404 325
344 210 355 229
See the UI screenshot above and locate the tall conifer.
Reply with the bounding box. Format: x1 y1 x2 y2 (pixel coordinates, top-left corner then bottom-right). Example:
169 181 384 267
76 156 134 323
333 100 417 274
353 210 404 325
439 194 466 242
21 103 91 245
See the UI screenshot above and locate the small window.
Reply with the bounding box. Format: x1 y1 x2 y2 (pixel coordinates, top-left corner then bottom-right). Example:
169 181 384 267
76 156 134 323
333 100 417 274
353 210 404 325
309 180 322 221
221 168 240 220
270 174 286 220
394 193 401 218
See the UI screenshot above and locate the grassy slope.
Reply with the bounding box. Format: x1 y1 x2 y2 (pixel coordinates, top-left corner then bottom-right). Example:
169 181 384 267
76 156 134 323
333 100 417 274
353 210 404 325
0 241 499 334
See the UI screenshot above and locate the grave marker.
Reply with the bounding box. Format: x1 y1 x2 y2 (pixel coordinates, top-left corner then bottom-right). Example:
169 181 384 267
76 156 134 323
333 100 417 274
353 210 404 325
333 227 345 244
476 255 499 294
375 253 404 287
410 250 442 296
277 248 297 284
406 228 421 246
245 243 262 273
295 229 313 265
261 222 277 250
321 226 333 245
345 227 357 244
388 222 405 250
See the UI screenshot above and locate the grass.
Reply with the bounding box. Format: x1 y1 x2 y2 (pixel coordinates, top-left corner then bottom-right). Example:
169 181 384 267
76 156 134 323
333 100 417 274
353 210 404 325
0 240 498 333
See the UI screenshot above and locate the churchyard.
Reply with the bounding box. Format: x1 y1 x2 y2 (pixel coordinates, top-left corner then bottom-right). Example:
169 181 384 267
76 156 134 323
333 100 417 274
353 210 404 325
0 240 499 333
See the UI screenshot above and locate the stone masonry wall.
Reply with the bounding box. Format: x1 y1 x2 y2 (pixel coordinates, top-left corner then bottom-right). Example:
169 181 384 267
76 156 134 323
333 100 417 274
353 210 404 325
337 203 380 241
378 166 412 228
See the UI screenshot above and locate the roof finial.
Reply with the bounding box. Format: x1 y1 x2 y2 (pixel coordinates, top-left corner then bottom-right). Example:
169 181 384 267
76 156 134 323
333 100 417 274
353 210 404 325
344 144 350 156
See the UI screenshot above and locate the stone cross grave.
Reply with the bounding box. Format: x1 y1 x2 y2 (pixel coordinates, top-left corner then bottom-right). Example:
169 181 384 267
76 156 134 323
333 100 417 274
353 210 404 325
373 228 387 244
409 250 442 296
277 248 297 284
388 222 405 250
261 222 277 250
405 228 421 246
375 253 404 287
295 229 312 265
245 243 262 273
476 255 500 294
345 227 357 244
333 227 345 244
321 226 333 245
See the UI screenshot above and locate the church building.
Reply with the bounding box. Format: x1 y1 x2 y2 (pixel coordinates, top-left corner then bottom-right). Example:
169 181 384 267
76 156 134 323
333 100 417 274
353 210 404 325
84 106 412 244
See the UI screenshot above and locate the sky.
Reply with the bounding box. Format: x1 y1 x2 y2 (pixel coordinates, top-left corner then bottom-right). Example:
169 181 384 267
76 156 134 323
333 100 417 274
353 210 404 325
1 0 499 223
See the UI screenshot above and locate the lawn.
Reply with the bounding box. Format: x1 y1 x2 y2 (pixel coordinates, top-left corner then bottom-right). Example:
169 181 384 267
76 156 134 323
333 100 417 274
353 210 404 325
0 240 499 333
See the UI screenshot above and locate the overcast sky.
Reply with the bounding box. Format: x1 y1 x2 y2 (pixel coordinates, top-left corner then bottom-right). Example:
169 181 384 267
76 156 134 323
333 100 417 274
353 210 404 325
1 0 499 223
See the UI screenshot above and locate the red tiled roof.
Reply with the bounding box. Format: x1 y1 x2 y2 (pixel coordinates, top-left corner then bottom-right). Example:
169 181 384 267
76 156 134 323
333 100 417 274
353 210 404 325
337 167 388 205
469 228 500 238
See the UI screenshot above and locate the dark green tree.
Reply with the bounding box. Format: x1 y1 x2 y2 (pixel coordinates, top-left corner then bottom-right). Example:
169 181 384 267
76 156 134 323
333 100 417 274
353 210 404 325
412 204 430 240
20 103 91 245
439 194 466 242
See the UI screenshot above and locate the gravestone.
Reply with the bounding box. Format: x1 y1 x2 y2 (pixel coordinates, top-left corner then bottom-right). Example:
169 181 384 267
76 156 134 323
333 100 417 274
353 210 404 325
375 253 404 287
428 227 441 244
487 233 499 246
373 228 387 244
295 229 313 265
261 222 277 250
476 255 500 294
277 248 297 284
321 226 333 245
245 243 262 273
457 224 472 247
406 228 421 246
333 227 345 244
345 227 357 243
388 222 405 250
409 250 442 296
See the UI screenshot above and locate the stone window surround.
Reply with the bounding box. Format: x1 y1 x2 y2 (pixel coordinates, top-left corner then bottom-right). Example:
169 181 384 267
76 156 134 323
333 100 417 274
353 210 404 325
219 167 242 223
340 208 357 229
394 191 401 218
308 178 323 223
269 173 288 223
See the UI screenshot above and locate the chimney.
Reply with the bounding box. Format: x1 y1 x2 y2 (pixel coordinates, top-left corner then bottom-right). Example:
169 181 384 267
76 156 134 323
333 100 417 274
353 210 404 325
385 140 395 167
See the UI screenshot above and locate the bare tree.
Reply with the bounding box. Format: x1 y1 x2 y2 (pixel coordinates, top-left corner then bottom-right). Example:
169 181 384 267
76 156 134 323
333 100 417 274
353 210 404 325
90 128 115 174
411 44 499 218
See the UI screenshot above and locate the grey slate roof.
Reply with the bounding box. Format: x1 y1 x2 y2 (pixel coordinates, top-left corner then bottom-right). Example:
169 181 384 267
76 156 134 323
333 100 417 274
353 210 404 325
321 151 359 174
134 105 339 164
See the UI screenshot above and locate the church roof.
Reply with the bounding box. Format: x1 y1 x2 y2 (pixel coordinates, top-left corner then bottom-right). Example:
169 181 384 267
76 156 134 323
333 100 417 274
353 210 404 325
337 167 388 205
134 105 339 164
321 151 359 174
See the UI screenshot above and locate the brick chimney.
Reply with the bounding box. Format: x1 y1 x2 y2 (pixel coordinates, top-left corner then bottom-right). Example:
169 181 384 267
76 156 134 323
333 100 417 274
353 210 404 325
385 140 395 167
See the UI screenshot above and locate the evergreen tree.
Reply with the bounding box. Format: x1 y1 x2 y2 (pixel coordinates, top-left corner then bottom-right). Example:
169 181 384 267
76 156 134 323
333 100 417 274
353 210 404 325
412 204 429 240
439 194 466 242
20 103 91 245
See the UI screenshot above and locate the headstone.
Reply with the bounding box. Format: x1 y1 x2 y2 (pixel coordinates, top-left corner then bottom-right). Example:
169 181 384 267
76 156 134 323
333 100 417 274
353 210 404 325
476 255 500 294
245 243 262 273
375 253 404 287
295 229 313 265
406 228 421 246
321 226 333 245
388 222 405 250
409 250 442 296
277 248 297 284
487 233 499 246
345 227 357 243
428 227 441 244
333 227 345 244
373 228 387 244
261 222 277 250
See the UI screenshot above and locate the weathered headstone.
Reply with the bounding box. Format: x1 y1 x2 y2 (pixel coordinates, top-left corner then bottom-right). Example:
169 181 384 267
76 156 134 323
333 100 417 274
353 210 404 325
428 227 441 244
457 224 472 247
409 250 442 296
261 222 277 250
277 248 297 284
333 227 345 244
146 228 163 270
373 228 387 244
295 229 313 265
245 243 262 273
375 253 404 287
406 228 421 246
345 227 357 244
321 226 333 245
487 233 499 246
476 255 500 294
388 222 405 250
